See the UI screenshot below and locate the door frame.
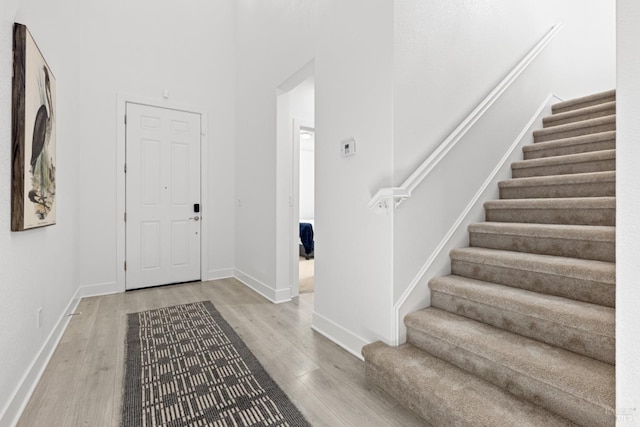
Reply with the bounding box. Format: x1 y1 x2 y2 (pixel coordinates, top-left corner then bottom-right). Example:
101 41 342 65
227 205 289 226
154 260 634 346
291 120 315 297
116 93 209 292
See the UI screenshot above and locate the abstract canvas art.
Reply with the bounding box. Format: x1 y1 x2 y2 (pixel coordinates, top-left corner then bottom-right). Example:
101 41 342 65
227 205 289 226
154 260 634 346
11 23 57 231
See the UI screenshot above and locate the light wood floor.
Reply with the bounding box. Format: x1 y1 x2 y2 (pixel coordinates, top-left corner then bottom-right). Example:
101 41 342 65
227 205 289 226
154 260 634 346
17 278 427 426
299 257 314 293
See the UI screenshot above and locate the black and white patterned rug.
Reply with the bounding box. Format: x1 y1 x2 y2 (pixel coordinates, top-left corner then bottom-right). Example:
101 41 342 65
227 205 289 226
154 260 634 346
122 301 311 427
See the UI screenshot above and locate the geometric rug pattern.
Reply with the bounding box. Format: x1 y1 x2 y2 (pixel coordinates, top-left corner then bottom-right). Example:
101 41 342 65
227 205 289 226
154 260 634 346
122 301 311 427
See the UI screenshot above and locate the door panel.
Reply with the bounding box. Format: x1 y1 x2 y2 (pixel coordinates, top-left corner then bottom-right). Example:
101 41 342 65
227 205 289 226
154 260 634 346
126 103 201 290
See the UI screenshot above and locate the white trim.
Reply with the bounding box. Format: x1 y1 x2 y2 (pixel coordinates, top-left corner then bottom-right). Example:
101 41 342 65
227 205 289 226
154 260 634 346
291 120 315 298
76 281 119 298
208 268 235 281
311 312 367 361
369 23 564 212
116 93 209 293
277 60 315 94
391 94 561 345
0 289 81 427
234 269 292 304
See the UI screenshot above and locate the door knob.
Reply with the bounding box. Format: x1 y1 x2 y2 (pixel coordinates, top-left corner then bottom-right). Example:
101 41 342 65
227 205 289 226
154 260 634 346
189 216 200 221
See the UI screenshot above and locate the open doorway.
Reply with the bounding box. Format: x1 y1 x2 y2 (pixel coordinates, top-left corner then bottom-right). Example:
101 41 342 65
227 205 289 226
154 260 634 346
298 127 315 294
275 65 315 300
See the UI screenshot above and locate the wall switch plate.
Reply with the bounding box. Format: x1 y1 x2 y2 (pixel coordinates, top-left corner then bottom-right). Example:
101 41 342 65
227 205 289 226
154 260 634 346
341 138 356 157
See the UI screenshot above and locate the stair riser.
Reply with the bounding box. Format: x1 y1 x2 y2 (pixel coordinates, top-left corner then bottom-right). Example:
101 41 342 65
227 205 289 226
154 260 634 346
524 139 616 160
552 94 616 114
406 328 611 427
485 207 615 226
430 291 615 364
512 159 615 178
469 231 615 262
450 259 615 307
543 109 615 129
365 362 444 426
534 122 615 143
499 181 615 199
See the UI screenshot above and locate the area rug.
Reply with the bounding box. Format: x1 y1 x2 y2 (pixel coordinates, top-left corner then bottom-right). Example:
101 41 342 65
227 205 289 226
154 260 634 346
122 301 310 427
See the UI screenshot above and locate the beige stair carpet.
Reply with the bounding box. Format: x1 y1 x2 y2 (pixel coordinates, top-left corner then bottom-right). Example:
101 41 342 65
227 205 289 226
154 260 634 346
363 89 617 427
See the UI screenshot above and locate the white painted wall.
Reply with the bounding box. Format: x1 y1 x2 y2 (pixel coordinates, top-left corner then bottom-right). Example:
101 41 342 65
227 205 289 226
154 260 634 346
616 0 640 422
0 0 81 422
235 1 318 300
236 0 394 351
313 0 395 352
392 1 616 307
75 0 237 292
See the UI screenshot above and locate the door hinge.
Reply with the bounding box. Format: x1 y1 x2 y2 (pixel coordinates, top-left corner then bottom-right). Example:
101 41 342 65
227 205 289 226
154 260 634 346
124 114 127 124
124 212 127 222
124 261 127 271
124 163 127 173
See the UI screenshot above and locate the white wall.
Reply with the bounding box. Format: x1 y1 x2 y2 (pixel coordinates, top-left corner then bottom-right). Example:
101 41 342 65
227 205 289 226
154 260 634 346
394 0 616 184
235 0 394 351
75 0 237 291
616 0 640 422
0 0 81 422
314 0 395 352
235 1 319 300
391 1 616 307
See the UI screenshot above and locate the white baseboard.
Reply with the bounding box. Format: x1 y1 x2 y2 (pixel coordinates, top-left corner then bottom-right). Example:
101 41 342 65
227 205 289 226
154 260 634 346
0 287 82 427
76 281 120 298
207 268 234 281
311 311 367 361
234 269 291 304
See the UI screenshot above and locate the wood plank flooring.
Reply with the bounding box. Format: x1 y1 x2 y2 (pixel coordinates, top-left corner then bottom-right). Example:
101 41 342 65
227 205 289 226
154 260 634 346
17 278 427 426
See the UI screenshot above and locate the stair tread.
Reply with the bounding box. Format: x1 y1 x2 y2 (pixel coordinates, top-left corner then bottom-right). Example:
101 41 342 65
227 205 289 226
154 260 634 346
523 131 616 160
526 130 615 150
512 149 615 170
405 307 615 422
499 171 615 189
485 196 615 209
450 247 615 306
469 221 615 242
450 247 615 284
534 115 615 137
543 101 615 127
484 197 615 226
362 341 576 427
429 275 614 337
552 90 615 112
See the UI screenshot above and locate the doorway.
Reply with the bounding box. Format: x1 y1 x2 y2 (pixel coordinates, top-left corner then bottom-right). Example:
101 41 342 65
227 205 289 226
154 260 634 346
124 102 202 290
297 127 315 294
275 66 315 300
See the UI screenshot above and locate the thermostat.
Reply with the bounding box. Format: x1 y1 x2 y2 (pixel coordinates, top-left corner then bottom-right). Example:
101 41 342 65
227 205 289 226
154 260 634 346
341 138 356 157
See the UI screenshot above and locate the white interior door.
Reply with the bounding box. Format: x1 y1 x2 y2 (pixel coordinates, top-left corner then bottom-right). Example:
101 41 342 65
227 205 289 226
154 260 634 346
125 103 201 290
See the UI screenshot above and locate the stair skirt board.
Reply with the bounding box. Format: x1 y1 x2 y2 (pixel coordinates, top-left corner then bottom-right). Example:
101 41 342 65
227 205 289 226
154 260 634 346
363 90 617 427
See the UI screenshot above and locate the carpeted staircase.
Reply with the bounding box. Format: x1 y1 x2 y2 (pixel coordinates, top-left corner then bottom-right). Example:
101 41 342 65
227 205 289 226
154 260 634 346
362 90 616 427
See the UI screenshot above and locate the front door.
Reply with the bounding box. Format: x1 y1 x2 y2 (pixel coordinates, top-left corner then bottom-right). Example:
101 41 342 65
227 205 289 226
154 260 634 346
125 103 201 290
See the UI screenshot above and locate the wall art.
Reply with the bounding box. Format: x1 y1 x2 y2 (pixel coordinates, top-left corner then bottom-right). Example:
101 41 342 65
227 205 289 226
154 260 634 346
12 23 57 231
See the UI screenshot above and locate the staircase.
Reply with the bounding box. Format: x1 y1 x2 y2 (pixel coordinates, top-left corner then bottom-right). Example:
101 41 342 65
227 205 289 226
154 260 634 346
362 90 616 427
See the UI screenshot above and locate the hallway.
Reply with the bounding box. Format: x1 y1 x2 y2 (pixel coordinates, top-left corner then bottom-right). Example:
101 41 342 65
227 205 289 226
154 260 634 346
17 280 426 426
